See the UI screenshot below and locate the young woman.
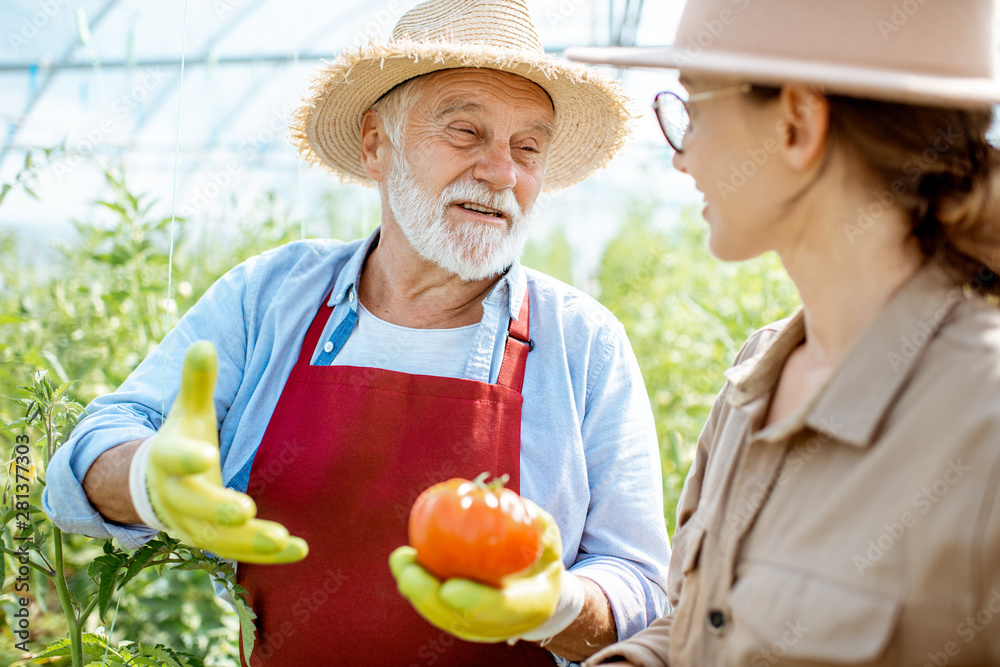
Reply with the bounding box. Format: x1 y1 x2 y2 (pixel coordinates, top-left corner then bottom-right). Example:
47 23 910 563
568 0 1000 665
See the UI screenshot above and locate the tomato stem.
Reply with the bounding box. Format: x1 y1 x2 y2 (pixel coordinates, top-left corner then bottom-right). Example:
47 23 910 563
472 471 510 491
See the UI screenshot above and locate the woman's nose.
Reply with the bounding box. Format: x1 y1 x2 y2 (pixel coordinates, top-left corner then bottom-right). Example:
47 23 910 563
672 148 688 174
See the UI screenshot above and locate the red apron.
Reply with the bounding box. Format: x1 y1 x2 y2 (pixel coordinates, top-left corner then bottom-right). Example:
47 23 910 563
237 289 555 666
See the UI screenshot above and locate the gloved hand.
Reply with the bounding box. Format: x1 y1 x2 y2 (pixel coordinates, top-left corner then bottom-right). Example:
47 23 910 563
129 340 308 564
389 499 583 643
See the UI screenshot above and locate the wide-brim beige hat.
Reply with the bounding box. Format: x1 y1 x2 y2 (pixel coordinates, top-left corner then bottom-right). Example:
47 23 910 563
292 0 632 192
566 0 1000 109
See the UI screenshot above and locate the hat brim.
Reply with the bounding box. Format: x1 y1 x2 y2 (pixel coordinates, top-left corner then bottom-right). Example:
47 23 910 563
565 46 1000 109
292 42 634 192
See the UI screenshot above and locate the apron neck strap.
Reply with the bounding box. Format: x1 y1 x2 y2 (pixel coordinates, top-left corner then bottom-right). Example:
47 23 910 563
497 294 531 393
303 288 532 394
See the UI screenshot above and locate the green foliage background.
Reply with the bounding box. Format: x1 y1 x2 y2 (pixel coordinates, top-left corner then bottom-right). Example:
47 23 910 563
0 162 798 663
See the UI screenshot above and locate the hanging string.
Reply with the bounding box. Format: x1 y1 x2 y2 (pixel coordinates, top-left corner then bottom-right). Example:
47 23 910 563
99 582 126 665
161 0 191 418
96 0 189 655
294 0 305 240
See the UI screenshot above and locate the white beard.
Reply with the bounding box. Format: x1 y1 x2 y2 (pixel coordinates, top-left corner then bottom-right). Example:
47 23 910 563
386 147 532 282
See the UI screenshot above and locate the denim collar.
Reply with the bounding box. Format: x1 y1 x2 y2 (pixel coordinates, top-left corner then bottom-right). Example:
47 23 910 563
325 226 527 319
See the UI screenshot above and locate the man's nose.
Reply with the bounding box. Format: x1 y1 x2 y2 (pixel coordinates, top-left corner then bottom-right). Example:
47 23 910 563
472 139 518 191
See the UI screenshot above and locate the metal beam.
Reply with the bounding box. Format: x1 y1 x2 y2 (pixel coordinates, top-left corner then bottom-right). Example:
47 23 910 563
1 0 123 168
0 47 570 73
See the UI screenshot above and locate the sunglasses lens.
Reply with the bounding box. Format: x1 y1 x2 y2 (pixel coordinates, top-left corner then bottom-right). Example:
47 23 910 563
654 93 689 152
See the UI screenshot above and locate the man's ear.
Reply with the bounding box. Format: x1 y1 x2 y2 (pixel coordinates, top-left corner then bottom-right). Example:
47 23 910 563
361 109 390 182
776 85 830 172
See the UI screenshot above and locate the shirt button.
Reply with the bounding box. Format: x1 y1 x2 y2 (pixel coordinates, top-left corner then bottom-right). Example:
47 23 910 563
348 290 355 303
323 341 334 353
707 610 727 635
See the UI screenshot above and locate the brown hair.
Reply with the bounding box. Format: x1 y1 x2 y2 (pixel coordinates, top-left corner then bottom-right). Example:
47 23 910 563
752 86 1000 297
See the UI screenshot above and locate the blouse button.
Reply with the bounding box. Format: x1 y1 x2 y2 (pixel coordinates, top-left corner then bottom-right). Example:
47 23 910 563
707 609 727 635
323 341 334 353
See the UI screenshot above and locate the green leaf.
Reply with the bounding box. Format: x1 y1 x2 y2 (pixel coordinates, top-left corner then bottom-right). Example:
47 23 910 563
52 380 78 403
0 183 11 205
92 553 120 568
97 560 122 620
236 593 257 659
172 651 204 667
97 200 127 216
134 643 194 666
0 418 32 432
80 632 114 657
32 632 111 660
118 545 159 588
33 638 73 659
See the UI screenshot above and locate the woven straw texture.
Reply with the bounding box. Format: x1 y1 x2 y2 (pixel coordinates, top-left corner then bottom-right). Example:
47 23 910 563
291 0 633 192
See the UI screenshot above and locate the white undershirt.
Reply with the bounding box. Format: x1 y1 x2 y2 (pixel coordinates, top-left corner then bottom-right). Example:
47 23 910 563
331 303 478 379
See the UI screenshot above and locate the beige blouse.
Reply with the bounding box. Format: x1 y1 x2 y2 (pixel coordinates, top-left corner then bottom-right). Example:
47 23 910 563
585 265 1000 666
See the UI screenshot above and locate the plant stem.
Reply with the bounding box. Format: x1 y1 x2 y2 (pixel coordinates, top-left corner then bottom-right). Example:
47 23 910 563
1 547 54 577
43 405 83 667
53 527 83 667
147 557 186 566
80 594 99 627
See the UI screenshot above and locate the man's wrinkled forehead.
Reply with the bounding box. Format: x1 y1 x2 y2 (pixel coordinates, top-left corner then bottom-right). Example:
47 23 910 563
413 68 554 121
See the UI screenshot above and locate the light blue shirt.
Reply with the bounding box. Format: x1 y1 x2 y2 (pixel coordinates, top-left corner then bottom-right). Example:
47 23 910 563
44 229 671 643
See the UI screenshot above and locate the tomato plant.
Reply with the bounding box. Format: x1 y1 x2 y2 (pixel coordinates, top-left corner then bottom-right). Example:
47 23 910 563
408 473 542 587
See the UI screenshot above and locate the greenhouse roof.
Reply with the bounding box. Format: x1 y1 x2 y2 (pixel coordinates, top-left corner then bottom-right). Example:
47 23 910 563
0 1 696 263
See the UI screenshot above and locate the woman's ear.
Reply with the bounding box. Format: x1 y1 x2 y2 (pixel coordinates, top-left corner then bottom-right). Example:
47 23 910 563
777 85 830 172
360 109 390 182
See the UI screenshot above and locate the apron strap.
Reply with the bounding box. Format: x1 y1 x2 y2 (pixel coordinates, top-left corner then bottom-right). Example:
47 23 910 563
304 290 532 393
299 294 337 366
497 294 531 393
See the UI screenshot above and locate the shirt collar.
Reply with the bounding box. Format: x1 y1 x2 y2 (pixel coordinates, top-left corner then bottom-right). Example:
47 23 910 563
726 264 966 448
326 227 380 308
325 227 528 319
485 258 528 320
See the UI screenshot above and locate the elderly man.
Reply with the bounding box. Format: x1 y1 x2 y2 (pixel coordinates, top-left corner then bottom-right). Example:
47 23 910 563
43 0 670 664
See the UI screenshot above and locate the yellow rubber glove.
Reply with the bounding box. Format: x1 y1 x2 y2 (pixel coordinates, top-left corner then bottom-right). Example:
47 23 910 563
141 341 308 564
389 498 562 643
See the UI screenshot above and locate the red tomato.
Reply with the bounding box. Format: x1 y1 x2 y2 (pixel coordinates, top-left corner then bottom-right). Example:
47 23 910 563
408 473 543 587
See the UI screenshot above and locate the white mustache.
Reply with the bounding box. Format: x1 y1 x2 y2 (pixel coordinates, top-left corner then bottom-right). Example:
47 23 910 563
440 179 525 222
386 144 532 282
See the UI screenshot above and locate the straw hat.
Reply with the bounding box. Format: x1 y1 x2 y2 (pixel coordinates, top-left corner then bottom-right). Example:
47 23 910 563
291 0 632 192
566 0 1000 108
